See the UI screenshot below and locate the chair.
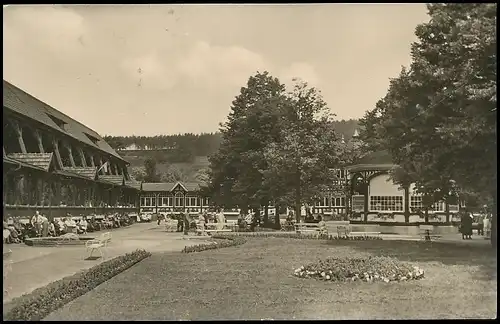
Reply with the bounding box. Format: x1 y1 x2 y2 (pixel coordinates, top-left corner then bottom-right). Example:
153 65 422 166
84 232 112 260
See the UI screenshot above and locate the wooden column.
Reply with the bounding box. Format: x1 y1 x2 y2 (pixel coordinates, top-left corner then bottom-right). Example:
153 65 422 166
10 120 27 153
404 185 410 223
52 138 64 169
78 148 87 167
34 129 45 153
65 143 76 167
89 154 96 167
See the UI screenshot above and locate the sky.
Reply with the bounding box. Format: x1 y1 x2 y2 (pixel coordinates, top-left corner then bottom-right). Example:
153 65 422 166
3 4 430 136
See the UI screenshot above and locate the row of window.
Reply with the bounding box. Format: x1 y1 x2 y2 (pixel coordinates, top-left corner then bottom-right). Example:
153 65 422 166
140 196 210 207
314 197 346 207
367 195 460 212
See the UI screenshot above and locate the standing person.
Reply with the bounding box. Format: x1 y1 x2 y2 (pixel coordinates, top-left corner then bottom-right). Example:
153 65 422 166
31 211 43 237
183 210 189 235
477 215 484 236
40 214 49 237
484 215 491 239
216 208 225 231
198 212 206 235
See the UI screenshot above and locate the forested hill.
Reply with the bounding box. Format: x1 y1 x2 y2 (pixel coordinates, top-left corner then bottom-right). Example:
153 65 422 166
104 119 359 157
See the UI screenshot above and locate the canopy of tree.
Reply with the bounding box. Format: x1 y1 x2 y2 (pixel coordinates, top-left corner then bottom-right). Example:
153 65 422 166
358 3 496 246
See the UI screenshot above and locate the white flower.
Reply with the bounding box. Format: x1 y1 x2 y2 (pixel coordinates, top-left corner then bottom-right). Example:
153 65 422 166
326 275 331 280
383 278 390 283
321 272 326 277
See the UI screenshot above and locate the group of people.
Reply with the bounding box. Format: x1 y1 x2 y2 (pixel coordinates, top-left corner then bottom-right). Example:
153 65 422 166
3 210 135 244
460 211 492 240
158 209 229 234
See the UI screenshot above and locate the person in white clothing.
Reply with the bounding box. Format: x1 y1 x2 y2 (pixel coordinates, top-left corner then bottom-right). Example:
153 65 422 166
216 209 225 230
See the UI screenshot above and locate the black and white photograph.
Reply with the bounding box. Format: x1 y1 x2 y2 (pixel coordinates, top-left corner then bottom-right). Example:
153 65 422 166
2 3 496 320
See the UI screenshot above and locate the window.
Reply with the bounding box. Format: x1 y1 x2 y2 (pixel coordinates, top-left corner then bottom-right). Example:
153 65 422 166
174 193 184 207
162 197 173 206
410 196 445 212
370 196 403 212
84 132 100 145
186 196 199 207
341 197 346 206
202 197 210 206
47 114 68 131
141 194 156 207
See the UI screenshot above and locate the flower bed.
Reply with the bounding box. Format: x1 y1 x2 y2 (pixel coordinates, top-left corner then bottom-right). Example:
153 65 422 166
182 236 247 253
293 256 425 283
3 249 152 321
220 232 383 240
24 236 95 247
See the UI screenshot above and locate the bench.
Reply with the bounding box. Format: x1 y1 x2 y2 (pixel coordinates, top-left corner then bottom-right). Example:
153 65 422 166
84 232 112 260
419 225 441 241
196 222 233 235
295 223 327 236
348 231 381 238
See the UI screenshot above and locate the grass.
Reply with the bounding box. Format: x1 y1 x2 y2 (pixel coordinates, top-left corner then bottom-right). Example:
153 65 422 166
44 239 497 320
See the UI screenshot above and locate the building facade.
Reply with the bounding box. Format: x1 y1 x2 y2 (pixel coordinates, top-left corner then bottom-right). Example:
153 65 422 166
3 80 141 220
347 150 461 224
140 182 210 216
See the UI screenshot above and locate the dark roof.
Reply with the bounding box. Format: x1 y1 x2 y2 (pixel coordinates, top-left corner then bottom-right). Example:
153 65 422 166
142 181 203 192
99 175 125 186
125 180 142 190
7 153 54 171
3 80 126 163
63 167 97 179
354 150 394 165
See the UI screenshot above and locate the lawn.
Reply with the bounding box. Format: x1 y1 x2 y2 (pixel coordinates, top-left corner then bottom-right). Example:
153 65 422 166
44 238 497 320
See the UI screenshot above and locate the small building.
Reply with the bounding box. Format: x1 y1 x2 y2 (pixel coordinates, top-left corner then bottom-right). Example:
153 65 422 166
3 80 141 220
347 150 461 224
140 182 210 216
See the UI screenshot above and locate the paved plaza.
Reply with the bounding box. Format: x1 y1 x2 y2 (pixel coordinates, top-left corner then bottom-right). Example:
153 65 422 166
3 223 210 303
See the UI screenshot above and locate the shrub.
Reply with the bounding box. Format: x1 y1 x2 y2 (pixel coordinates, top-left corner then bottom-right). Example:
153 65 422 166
293 256 425 283
3 249 152 321
182 236 247 253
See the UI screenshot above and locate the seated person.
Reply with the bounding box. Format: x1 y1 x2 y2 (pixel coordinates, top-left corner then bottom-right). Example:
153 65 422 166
48 221 56 237
56 218 66 235
317 216 327 235
64 217 77 234
78 217 88 234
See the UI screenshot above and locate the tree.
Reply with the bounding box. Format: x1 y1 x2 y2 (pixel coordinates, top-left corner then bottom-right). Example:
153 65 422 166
359 4 497 247
206 71 287 217
143 158 161 183
263 80 345 222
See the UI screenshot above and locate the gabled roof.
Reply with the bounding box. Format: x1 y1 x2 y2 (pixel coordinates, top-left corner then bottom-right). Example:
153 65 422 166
348 150 395 172
141 181 203 192
3 80 127 163
7 153 54 172
99 175 125 186
63 167 98 180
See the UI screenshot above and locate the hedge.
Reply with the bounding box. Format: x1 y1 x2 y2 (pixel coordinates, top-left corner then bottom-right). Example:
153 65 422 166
182 236 247 253
218 232 383 241
3 249 152 321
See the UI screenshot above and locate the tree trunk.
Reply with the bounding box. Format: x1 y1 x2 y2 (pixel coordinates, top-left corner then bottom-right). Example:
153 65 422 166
264 204 269 224
424 207 429 224
491 193 497 250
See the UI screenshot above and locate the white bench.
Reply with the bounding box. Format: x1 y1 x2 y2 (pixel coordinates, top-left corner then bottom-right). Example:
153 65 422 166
197 222 233 235
295 223 327 236
85 232 112 260
419 225 441 241
348 231 381 238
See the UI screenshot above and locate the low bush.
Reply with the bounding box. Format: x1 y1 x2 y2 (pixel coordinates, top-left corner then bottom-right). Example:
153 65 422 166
3 249 152 321
222 232 383 241
182 236 247 253
294 256 425 283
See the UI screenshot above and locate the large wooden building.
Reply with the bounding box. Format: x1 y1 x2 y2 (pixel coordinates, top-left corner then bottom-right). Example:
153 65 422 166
140 182 210 216
3 80 141 220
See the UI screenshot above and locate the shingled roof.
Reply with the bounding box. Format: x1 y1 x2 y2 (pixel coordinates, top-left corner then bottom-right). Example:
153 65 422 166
125 180 142 190
63 167 98 180
7 153 54 172
99 175 125 186
3 80 127 163
348 150 395 172
142 181 203 192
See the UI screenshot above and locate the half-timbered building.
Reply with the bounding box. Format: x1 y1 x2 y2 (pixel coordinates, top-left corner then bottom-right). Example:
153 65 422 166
3 80 141 220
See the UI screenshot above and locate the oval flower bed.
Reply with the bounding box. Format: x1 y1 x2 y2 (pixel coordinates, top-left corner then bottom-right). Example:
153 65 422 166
182 235 247 253
294 256 425 283
222 232 382 241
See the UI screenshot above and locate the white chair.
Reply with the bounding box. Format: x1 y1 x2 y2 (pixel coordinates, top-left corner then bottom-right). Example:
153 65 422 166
85 232 112 260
